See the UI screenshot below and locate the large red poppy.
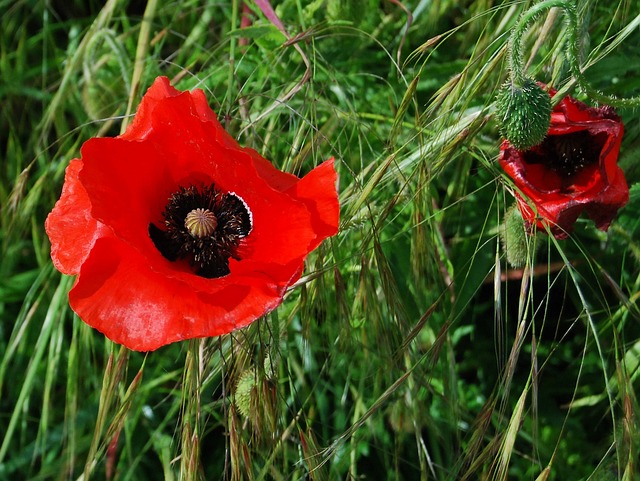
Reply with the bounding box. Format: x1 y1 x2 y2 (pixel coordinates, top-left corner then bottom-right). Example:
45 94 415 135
499 86 629 239
45 76 339 351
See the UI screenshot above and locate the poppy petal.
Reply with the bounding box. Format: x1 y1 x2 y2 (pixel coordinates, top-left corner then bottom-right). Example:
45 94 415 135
246 148 300 192
285 158 340 250
77 137 176 251
69 237 288 351
45 159 111 275
119 76 181 142
499 85 628 238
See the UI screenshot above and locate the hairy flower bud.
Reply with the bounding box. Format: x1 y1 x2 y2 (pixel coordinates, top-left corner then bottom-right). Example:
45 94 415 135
501 204 540 268
234 368 257 419
496 78 551 150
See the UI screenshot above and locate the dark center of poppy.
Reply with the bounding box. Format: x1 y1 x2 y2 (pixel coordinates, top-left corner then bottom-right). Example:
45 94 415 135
525 130 600 178
149 184 252 278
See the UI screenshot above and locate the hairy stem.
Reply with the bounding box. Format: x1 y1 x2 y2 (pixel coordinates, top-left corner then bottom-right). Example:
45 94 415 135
509 0 640 107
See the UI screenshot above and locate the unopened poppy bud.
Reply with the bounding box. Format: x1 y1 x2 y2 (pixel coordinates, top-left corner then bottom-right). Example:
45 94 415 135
501 204 539 268
185 208 218 238
234 368 257 419
496 78 551 150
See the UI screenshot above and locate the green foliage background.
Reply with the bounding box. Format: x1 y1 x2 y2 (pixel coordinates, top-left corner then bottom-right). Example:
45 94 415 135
1 0 640 479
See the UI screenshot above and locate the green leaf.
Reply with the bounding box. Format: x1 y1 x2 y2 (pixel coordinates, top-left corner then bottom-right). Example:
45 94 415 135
227 24 286 50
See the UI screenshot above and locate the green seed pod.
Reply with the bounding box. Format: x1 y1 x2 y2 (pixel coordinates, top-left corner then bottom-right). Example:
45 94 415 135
234 368 257 419
501 205 540 268
496 78 551 150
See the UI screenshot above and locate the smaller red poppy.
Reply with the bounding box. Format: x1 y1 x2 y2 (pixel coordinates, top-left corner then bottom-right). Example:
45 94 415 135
499 85 629 239
45 76 339 351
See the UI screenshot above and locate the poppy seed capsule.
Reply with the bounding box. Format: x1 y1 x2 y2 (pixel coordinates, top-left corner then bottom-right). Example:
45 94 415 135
496 78 552 150
185 208 218 238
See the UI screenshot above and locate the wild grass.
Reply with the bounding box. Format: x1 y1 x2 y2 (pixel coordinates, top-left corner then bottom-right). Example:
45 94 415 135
1 0 640 479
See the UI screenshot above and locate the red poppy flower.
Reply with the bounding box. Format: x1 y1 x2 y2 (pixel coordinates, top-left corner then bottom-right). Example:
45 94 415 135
45 76 339 351
499 86 629 239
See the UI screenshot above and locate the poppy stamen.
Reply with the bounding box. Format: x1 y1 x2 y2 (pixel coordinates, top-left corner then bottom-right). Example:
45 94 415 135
546 130 598 177
149 184 252 278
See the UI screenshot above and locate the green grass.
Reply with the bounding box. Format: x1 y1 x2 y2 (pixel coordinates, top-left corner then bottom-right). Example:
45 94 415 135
2 0 640 479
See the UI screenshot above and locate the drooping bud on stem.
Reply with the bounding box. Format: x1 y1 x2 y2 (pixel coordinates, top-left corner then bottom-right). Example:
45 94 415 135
496 0 569 150
501 0 640 113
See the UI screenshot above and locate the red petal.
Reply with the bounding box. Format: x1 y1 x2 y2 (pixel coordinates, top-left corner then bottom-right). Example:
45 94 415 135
45 159 111 275
499 87 628 238
69 237 290 351
240 184 321 265
285 158 340 250
121 76 243 152
78 138 176 253
120 92 330 265
189 88 248 152
246 148 299 192
125 77 301 191
600 122 624 185
119 77 180 141
584 168 629 230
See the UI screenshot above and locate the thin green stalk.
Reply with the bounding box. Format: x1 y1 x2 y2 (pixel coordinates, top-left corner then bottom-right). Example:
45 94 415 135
180 339 204 481
509 0 570 87
82 345 130 480
38 0 120 146
0 273 71 464
508 0 640 107
121 0 158 133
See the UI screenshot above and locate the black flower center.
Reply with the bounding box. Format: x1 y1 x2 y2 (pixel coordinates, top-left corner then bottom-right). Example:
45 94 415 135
524 130 602 178
149 184 253 278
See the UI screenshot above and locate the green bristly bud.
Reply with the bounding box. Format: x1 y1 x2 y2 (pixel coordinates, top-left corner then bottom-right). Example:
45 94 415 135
501 205 540 268
234 368 257 419
496 78 551 150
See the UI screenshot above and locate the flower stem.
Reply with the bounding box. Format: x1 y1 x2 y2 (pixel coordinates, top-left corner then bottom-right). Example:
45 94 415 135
563 5 640 108
509 0 570 87
121 0 158 134
508 0 640 108
181 339 204 481
83 344 129 480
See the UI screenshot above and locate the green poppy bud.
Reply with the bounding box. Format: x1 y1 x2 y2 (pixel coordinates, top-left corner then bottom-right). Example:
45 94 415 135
496 78 552 150
234 368 257 419
501 204 540 268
